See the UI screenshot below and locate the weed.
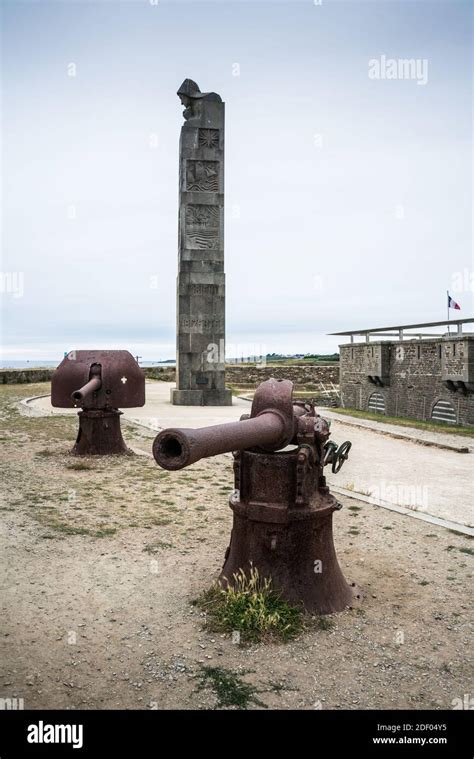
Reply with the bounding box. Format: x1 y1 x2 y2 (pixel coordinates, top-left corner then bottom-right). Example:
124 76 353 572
314 615 333 630
194 565 303 644
195 666 266 710
446 545 474 557
65 462 94 471
150 516 172 526
144 540 173 553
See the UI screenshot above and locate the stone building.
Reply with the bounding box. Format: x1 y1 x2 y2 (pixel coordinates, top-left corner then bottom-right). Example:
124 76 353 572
331 319 474 426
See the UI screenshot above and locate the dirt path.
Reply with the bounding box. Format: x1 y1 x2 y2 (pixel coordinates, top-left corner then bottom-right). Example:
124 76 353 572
1 384 473 709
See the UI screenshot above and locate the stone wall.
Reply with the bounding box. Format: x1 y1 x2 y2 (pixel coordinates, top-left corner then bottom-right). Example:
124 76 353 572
0 369 54 384
339 337 474 426
142 367 176 382
0 366 176 385
225 364 339 387
0 363 339 388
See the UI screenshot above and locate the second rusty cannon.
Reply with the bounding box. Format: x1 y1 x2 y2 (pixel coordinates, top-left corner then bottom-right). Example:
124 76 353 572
153 378 356 614
52 350 145 455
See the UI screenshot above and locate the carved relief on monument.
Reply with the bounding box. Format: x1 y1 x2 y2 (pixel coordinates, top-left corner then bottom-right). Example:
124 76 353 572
198 128 219 149
186 230 220 250
185 204 220 249
187 284 219 295
180 316 224 331
185 205 219 228
186 160 219 192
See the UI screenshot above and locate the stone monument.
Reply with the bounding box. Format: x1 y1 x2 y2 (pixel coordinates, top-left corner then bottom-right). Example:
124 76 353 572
171 79 232 406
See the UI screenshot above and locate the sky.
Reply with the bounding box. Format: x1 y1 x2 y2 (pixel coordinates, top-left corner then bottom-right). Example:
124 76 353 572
1 0 472 362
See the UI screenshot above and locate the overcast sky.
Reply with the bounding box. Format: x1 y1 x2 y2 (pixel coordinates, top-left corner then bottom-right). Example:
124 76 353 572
1 0 472 362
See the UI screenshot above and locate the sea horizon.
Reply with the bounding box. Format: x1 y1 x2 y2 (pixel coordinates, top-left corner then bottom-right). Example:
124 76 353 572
0 360 176 369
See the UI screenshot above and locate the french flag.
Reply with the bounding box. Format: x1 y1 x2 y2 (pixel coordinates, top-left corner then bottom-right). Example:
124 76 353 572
448 292 461 310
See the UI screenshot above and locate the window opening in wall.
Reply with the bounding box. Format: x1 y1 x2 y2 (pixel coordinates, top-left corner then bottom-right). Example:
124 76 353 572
431 399 457 425
368 391 385 414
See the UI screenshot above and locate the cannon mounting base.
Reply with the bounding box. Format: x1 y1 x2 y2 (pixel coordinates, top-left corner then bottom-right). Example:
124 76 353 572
220 497 355 615
219 449 357 615
73 409 128 456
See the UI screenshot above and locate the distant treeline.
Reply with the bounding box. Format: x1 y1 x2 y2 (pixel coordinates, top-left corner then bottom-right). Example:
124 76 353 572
264 353 340 362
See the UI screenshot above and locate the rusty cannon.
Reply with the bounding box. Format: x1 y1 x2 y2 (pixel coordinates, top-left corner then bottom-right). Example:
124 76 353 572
52 350 145 455
153 377 356 614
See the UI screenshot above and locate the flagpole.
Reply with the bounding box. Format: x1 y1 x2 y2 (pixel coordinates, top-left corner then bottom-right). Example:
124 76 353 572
447 290 450 335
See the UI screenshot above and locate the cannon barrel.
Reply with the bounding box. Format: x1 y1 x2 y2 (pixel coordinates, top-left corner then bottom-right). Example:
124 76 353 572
153 379 312 470
153 411 293 471
71 364 102 403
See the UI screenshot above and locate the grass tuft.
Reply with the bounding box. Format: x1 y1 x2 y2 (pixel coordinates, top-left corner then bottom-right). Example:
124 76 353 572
315 614 333 630
195 666 266 709
194 565 303 644
144 540 173 553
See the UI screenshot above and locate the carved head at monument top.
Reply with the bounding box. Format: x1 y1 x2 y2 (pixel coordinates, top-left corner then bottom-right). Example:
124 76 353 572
177 79 204 101
177 79 222 121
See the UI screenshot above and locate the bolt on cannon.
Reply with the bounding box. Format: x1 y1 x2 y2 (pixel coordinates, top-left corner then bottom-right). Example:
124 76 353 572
153 377 357 614
51 350 145 455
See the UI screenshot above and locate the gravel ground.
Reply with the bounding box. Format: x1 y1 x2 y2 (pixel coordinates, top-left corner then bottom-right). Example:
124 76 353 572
1 384 473 710
29 383 474 528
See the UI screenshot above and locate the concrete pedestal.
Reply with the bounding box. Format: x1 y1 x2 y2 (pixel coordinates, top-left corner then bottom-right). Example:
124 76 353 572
171 388 233 406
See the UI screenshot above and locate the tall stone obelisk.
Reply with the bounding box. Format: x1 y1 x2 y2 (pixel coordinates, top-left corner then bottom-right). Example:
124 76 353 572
171 79 232 405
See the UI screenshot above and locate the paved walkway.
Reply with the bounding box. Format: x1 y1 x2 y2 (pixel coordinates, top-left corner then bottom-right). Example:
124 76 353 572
25 382 250 429
26 383 473 530
320 408 472 453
